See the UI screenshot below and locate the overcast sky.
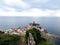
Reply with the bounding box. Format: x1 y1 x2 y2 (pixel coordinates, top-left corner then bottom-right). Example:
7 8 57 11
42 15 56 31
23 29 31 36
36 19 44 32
0 0 60 17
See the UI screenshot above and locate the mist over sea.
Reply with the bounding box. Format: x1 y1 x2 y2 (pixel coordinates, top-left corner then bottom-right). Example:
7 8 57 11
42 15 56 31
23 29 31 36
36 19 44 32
0 16 60 45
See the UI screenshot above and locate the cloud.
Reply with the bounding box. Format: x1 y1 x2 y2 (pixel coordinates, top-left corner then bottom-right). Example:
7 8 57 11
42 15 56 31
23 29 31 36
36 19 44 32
3 0 30 9
0 6 16 11
32 0 50 3
53 10 60 17
0 0 60 17
0 8 60 17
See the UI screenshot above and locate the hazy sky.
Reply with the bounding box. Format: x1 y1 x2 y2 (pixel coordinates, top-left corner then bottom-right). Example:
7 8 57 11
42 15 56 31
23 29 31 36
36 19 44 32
0 0 60 17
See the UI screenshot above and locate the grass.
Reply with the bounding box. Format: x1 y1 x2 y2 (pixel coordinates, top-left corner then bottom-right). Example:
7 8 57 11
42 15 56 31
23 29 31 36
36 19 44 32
38 40 53 45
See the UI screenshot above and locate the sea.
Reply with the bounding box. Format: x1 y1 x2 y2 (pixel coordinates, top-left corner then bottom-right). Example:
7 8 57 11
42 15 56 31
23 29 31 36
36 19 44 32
0 16 60 45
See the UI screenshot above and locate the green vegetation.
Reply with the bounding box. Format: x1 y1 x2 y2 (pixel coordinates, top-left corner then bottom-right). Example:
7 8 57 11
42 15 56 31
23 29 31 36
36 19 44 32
26 28 46 45
26 28 53 45
38 40 53 45
0 31 20 45
0 28 54 45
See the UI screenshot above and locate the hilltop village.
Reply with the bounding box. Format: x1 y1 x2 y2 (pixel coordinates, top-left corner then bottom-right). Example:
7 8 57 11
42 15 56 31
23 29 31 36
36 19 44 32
0 22 46 36
0 22 55 45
